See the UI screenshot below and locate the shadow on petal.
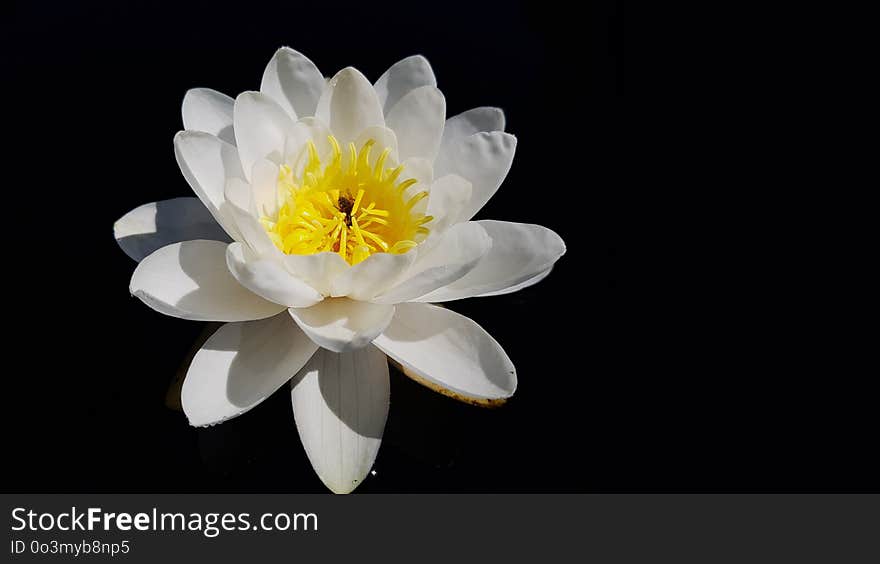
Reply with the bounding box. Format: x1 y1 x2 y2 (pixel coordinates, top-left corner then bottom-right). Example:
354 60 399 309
220 316 317 408
374 303 516 402
170 241 282 319
313 347 389 440
117 198 230 262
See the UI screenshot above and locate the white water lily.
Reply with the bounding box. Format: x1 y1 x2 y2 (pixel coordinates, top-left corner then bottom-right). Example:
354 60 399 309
114 47 565 493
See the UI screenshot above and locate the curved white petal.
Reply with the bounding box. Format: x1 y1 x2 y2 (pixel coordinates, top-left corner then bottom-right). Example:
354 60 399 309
315 67 384 144
288 298 395 353
329 252 417 300
174 131 244 240
250 159 280 218
260 47 324 120
473 266 553 298
372 222 492 304
114 197 229 262
130 240 286 321
440 107 505 153
433 131 516 222
282 252 349 296
374 55 436 115
290 346 389 494
183 315 318 426
181 88 236 145
400 156 433 187
416 221 565 302
385 85 445 162
374 303 516 402
425 175 472 235
234 91 295 181
224 178 279 257
226 242 323 308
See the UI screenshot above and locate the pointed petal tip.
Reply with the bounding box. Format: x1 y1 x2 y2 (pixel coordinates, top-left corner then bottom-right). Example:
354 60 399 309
182 87 229 98
234 90 262 103
485 106 506 125
327 66 374 90
321 475 363 494
401 53 432 70
334 66 361 79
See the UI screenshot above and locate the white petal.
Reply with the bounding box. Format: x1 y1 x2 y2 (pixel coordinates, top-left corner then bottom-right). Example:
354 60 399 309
374 55 436 115
223 176 252 211
130 240 286 321
440 107 505 151
329 252 417 300
234 91 295 181
224 178 279 257
182 315 318 426
288 298 395 353
373 222 492 304
416 221 565 302
174 131 244 240
400 156 433 187
181 88 236 145
260 47 324 120
425 175 472 235
114 197 229 262
226 242 323 308
315 67 384 144
250 159 280 218
374 303 516 402
473 266 553 297
290 346 389 494
433 131 516 222
384 85 446 161
284 117 334 167
282 252 349 296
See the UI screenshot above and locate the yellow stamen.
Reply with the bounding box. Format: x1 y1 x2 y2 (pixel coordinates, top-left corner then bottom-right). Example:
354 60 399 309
406 190 429 210
374 148 391 178
260 135 432 264
352 189 365 214
397 178 418 195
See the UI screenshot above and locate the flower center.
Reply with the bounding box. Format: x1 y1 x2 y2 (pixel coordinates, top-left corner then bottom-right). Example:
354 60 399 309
261 136 432 265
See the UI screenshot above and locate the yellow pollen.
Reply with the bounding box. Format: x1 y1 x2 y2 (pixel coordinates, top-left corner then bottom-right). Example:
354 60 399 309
262 136 433 265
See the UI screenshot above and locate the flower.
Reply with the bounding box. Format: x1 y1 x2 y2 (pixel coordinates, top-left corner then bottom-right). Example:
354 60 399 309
114 47 566 493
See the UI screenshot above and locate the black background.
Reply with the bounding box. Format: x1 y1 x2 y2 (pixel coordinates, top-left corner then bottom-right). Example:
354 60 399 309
5 1 874 493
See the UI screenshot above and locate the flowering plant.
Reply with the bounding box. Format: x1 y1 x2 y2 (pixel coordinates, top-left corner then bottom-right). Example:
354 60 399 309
115 48 565 493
